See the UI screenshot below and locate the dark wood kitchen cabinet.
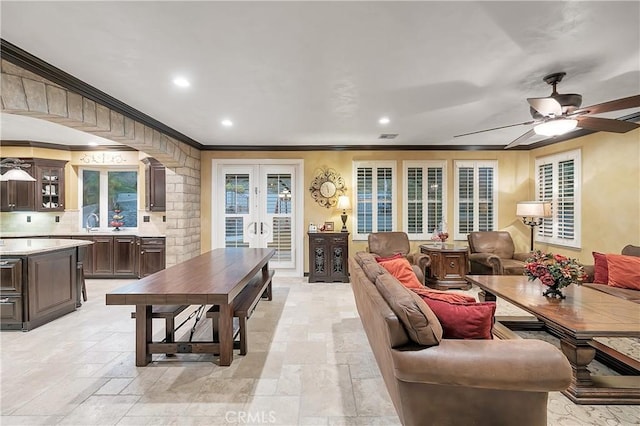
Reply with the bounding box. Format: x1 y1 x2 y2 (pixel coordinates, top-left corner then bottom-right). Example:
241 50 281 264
142 157 166 211
137 237 166 277
308 232 349 283
113 235 137 276
0 258 23 329
69 235 165 278
33 158 67 212
0 159 35 212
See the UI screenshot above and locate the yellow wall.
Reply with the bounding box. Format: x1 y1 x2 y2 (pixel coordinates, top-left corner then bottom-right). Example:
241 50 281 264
200 149 533 272
530 129 640 263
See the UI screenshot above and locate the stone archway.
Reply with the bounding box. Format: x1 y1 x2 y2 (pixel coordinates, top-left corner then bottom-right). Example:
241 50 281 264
1 59 200 266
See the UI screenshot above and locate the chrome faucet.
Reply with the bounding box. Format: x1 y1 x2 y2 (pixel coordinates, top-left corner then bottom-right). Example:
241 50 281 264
86 213 100 231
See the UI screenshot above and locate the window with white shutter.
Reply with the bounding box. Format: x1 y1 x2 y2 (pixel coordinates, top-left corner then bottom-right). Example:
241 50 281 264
454 161 498 240
353 161 396 240
403 161 446 240
535 150 581 248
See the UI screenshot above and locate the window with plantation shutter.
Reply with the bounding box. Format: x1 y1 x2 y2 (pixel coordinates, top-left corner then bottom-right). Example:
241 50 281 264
403 161 446 240
454 161 497 240
354 161 396 240
535 150 581 248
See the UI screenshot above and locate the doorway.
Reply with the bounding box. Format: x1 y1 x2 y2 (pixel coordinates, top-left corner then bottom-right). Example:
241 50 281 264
212 159 303 276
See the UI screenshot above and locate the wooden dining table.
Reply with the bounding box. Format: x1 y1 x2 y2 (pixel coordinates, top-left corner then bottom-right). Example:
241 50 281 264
106 247 275 366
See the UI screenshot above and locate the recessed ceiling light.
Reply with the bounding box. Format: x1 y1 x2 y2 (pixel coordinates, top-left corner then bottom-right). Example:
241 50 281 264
221 119 233 127
173 77 190 88
378 116 390 125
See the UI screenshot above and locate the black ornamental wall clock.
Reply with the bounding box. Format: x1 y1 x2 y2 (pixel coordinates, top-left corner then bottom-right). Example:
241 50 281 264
309 168 346 208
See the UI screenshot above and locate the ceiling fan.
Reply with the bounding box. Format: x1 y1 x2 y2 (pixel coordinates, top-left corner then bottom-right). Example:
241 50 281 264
454 72 640 149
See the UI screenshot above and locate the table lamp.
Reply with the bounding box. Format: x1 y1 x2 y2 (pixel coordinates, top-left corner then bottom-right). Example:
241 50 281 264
337 195 351 232
517 201 552 251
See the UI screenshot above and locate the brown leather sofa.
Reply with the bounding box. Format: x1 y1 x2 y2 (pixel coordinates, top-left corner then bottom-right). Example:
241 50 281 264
368 231 431 283
350 251 572 426
468 231 530 275
583 244 640 303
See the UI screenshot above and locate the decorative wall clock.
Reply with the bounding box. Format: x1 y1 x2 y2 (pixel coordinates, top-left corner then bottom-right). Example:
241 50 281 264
309 168 346 208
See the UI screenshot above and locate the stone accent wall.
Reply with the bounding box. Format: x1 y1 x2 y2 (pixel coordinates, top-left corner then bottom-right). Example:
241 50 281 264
1 60 201 266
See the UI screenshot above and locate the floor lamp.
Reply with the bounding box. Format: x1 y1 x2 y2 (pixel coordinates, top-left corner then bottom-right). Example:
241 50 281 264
516 201 551 252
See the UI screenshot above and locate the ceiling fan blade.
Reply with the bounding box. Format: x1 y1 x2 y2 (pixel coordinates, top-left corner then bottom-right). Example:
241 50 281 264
454 120 534 138
527 97 562 116
576 116 640 133
503 129 536 149
574 94 640 115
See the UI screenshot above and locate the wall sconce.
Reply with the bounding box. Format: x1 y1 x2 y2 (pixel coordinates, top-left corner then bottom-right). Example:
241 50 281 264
336 195 351 233
517 201 552 251
0 158 36 182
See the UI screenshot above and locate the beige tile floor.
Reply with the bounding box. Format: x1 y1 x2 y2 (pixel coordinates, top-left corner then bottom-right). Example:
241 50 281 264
1 276 638 425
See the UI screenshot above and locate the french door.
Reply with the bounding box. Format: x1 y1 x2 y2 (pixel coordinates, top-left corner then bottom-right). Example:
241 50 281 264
212 160 303 276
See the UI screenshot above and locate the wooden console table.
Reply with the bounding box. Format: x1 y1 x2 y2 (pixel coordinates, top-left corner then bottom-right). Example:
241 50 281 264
308 232 349 282
420 244 470 290
106 247 275 366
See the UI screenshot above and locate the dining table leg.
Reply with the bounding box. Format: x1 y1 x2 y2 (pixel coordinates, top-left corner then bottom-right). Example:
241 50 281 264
135 304 152 366
218 302 233 366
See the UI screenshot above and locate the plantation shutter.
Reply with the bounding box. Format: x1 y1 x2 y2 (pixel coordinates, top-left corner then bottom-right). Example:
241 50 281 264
537 163 554 238
406 167 423 234
377 167 393 232
354 161 396 239
557 159 575 241
426 166 443 235
457 166 474 235
356 167 373 234
534 149 581 248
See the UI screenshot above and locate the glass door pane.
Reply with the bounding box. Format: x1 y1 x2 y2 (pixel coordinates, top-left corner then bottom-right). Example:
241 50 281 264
265 173 293 264
224 173 251 248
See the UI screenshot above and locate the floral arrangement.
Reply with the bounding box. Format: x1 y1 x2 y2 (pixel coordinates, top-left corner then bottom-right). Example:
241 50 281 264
524 250 586 297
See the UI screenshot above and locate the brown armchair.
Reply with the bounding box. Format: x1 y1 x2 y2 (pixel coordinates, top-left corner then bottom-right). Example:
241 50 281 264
368 232 431 283
467 231 530 275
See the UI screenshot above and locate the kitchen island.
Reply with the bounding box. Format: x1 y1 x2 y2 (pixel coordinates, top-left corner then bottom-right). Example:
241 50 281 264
0 238 92 331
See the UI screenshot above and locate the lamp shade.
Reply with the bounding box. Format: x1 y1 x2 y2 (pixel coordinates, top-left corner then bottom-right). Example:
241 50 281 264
0 168 36 182
337 195 351 210
534 119 578 137
516 201 551 218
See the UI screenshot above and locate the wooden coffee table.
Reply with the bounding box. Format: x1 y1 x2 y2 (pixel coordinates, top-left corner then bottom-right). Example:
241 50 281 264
466 275 640 405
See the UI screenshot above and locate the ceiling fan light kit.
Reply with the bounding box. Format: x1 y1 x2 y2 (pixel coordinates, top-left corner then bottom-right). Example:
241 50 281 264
454 72 640 149
534 119 578 137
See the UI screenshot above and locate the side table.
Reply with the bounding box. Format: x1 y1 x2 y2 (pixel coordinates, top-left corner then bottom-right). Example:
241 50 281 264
308 232 349 282
420 244 470 290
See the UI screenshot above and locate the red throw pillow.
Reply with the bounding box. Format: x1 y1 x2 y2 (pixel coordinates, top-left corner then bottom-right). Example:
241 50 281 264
420 297 496 339
606 254 640 290
412 287 476 304
376 255 423 289
592 252 609 284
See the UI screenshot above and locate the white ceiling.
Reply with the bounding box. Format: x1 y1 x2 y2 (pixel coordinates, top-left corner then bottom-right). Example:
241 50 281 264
1 1 639 148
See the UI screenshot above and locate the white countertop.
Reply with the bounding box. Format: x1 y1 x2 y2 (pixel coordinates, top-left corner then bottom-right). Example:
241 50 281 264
0 231 165 238
0 238 93 256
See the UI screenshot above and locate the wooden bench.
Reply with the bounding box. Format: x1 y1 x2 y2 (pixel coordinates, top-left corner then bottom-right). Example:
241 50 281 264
131 305 190 346
207 270 275 355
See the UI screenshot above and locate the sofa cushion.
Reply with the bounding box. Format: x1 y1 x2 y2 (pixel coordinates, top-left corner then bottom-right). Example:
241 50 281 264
420 297 496 340
377 255 423 289
374 273 443 346
606 254 640 290
411 287 476 304
592 252 609 284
